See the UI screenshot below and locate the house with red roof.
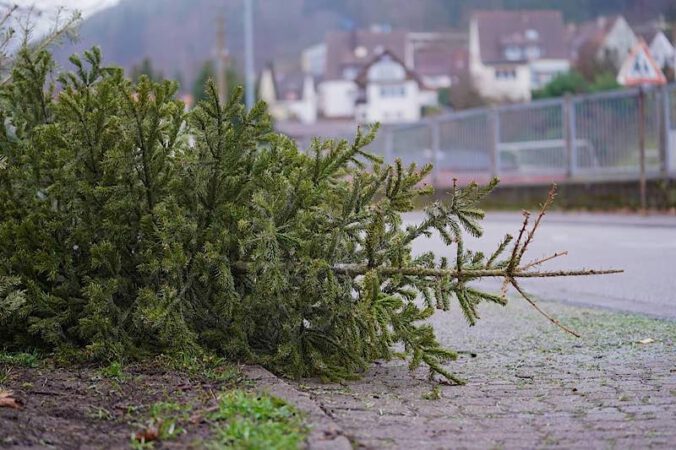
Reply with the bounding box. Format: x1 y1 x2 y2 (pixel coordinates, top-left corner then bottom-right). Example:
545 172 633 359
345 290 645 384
469 10 570 102
567 15 639 70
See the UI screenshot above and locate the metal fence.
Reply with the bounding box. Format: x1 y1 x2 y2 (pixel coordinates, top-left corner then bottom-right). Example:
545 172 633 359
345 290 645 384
363 84 676 188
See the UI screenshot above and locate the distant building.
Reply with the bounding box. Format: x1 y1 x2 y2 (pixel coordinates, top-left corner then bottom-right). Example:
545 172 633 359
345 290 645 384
568 16 639 70
258 64 317 124
469 10 570 102
319 28 408 119
405 31 468 89
301 43 327 78
637 29 675 71
353 50 436 124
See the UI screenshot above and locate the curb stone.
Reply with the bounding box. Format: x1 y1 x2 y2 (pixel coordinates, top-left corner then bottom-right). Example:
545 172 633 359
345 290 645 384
241 366 352 450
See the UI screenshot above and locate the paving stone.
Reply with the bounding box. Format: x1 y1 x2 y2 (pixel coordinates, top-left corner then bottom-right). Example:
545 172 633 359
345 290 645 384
294 300 676 449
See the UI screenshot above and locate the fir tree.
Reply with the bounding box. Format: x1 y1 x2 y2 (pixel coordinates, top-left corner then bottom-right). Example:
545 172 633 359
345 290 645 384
0 44 620 383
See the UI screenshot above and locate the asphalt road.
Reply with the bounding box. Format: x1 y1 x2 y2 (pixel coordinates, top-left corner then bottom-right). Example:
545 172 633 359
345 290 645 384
405 211 676 319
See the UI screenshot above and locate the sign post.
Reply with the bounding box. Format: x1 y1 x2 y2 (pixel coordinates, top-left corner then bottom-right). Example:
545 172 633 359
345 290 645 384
616 40 667 214
638 87 646 213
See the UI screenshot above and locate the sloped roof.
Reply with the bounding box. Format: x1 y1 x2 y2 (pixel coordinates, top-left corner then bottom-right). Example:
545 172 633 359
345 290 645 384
325 29 407 80
567 16 624 60
414 46 453 77
473 10 567 64
353 49 422 88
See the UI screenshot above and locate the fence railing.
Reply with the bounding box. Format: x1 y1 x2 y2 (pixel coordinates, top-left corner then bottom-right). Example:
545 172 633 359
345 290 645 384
362 84 676 189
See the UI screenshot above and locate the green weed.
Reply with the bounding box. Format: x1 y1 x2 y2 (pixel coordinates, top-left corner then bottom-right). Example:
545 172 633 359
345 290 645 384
206 390 306 450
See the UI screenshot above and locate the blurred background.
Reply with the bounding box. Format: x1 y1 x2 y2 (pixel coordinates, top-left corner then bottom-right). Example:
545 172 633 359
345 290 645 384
12 0 676 209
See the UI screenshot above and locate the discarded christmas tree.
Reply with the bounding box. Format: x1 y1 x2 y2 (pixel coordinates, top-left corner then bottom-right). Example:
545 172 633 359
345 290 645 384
0 46 620 384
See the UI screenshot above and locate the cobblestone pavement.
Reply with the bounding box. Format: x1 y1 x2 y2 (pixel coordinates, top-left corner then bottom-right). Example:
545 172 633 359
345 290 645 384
295 299 676 449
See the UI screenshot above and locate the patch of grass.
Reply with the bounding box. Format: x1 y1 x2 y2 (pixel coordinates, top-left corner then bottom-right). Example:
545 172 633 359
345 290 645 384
206 390 306 450
148 401 189 441
157 353 244 385
422 384 442 400
0 351 39 368
86 406 114 421
0 352 39 385
100 361 127 381
131 400 191 448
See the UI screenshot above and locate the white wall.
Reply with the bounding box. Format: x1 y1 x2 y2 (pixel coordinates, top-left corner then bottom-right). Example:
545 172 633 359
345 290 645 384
302 43 327 78
319 80 358 118
287 75 317 124
473 62 532 102
599 17 638 68
469 17 530 102
530 59 571 89
360 80 421 124
649 32 675 69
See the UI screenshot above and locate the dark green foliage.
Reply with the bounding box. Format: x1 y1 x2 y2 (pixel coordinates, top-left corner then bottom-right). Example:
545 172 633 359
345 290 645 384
532 70 621 99
0 46 613 383
130 57 164 83
191 60 242 103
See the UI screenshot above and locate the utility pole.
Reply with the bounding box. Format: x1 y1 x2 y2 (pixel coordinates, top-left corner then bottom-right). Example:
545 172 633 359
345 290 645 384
244 0 255 109
215 14 228 104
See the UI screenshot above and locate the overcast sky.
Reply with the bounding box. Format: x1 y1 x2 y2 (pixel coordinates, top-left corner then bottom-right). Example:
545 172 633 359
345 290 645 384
14 0 119 16
8 0 119 38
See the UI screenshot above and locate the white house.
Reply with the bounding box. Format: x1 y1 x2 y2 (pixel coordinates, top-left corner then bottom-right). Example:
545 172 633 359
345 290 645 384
469 10 570 102
354 50 436 124
405 31 467 89
643 30 675 70
569 16 639 70
258 65 317 124
301 43 327 78
318 28 408 119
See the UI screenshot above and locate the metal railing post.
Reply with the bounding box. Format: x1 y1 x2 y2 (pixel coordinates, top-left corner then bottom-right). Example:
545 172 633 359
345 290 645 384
430 120 441 187
660 85 673 176
638 87 647 212
564 94 577 179
490 107 500 177
384 126 393 165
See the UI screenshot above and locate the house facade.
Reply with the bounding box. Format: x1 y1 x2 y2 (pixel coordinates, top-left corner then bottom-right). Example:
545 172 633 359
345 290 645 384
313 28 443 122
318 28 409 119
258 65 317 124
469 10 570 102
353 50 435 124
569 16 639 70
644 30 675 70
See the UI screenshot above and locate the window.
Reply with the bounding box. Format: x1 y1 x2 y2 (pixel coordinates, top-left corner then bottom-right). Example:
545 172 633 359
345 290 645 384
368 57 406 82
495 68 517 80
525 29 539 41
504 45 523 61
380 85 406 97
354 46 368 59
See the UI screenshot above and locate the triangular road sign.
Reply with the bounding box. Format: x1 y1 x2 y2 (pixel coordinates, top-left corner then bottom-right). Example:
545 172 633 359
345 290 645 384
617 40 667 86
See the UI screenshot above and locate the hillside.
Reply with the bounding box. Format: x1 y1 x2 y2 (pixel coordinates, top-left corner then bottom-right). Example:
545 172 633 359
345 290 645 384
53 0 676 92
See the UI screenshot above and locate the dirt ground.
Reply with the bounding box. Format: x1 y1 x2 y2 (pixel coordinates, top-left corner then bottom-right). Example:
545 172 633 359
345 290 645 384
0 360 245 449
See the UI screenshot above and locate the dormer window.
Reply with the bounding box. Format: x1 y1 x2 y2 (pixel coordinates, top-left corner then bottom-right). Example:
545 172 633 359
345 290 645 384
525 29 539 41
504 45 523 61
354 46 368 59
367 56 406 82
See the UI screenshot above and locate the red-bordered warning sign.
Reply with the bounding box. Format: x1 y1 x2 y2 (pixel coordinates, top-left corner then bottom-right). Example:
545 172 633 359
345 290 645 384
617 40 667 86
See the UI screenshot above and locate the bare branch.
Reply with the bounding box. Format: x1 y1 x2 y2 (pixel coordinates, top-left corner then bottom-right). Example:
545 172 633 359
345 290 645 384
521 251 568 271
510 278 581 338
518 185 557 260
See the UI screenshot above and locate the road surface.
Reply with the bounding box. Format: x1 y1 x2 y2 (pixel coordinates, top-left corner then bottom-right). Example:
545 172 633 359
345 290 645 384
405 211 676 319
